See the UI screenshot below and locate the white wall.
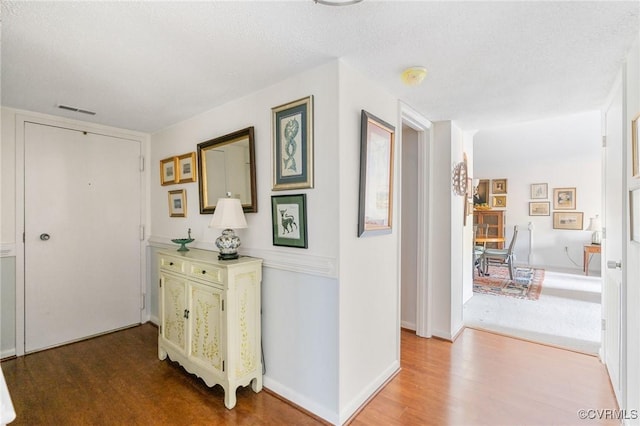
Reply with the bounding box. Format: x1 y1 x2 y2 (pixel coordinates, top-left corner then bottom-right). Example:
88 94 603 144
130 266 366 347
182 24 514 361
474 111 602 273
401 125 419 330
149 61 341 422
336 61 401 423
428 121 466 340
623 35 640 426
462 130 476 304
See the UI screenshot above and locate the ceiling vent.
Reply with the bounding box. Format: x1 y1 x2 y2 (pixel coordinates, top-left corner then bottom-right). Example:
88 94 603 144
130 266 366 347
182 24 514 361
57 104 96 115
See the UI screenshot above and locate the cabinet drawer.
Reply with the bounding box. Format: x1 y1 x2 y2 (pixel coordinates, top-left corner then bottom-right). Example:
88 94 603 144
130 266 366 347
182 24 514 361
159 256 186 273
189 261 223 284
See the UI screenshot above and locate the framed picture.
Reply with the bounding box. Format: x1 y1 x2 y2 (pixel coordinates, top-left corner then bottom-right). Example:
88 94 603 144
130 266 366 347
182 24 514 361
631 188 640 242
530 183 548 199
492 195 507 208
492 178 507 194
529 201 550 216
271 194 308 248
633 112 640 178
358 110 395 237
168 189 186 217
177 152 196 184
475 179 489 205
160 156 177 185
272 96 314 190
553 187 576 210
553 211 583 230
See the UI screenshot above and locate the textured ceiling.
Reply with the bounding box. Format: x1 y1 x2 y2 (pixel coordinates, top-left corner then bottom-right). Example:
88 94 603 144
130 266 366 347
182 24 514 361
2 1 639 133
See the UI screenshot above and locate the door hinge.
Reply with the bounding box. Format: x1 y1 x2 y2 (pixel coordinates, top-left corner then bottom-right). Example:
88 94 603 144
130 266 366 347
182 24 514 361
140 225 145 241
602 136 607 148
141 294 145 310
222 360 225 372
222 300 224 311
602 227 606 239
139 155 145 172
601 318 606 331
159 325 162 334
23 232 25 243
159 278 162 288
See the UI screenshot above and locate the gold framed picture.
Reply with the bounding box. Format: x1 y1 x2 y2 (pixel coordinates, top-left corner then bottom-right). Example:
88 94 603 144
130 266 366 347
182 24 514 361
553 211 583 230
168 189 186 217
160 156 178 185
492 178 507 194
177 152 196 184
492 195 507 208
553 187 576 210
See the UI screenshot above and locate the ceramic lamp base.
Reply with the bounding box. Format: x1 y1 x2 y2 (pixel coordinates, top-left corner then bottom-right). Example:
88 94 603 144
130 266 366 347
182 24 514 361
215 229 241 260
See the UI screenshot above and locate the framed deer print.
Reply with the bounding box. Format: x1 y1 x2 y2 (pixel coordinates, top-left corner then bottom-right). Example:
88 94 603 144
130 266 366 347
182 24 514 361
271 194 308 248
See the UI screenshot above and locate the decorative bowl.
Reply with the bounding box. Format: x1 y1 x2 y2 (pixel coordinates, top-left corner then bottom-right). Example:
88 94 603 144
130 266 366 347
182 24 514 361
171 238 195 252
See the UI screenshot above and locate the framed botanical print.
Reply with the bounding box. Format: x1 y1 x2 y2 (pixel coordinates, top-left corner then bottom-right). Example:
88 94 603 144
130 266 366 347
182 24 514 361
358 110 395 237
553 187 576 210
177 152 196 183
168 189 186 217
530 183 548 199
272 96 314 190
271 194 308 248
160 156 177 185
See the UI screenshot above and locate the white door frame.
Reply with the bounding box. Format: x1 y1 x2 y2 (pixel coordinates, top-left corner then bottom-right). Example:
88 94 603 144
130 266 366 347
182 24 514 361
398 102 433 338
14 112 149 356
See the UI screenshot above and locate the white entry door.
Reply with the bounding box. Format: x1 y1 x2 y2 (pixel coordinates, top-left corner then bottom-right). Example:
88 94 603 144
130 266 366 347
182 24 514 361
602 84 624 403
24 122 142 353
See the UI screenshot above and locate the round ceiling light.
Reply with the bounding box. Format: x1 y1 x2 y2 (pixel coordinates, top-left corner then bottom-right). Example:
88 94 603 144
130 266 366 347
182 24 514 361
314 0 364 5
401 66 428 86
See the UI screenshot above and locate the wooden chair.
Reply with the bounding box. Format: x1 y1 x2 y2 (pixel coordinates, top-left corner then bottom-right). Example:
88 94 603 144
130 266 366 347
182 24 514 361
482 225 519 280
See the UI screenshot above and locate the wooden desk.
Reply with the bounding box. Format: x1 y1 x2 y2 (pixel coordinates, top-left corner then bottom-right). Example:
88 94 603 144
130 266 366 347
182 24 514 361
583 244 601 276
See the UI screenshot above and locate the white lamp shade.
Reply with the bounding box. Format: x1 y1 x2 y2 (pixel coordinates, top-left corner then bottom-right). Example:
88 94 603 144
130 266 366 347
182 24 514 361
209 198 248 229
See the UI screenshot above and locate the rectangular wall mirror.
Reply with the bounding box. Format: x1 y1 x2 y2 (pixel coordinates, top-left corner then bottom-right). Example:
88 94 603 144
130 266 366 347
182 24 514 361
197 127 257 213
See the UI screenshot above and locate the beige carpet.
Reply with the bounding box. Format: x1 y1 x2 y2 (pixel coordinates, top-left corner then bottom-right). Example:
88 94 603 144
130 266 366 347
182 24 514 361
464 268 601 354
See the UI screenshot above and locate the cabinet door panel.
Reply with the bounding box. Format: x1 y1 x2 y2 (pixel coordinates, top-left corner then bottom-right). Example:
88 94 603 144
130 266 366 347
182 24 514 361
161 273 187 352
231 271 260 377
190 282 224 373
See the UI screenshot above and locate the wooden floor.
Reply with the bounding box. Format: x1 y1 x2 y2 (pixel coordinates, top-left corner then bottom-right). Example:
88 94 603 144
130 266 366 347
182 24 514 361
1 324 618 425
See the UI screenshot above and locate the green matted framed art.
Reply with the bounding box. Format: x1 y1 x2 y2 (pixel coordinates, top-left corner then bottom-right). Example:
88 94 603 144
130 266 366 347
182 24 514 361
272 96 314 190
271 194 308 248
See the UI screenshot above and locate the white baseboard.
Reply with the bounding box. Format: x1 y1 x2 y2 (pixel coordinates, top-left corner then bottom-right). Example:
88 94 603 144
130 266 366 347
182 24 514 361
339 360 400 425
400 320 416 331
263 377 339 425
0 349 16 359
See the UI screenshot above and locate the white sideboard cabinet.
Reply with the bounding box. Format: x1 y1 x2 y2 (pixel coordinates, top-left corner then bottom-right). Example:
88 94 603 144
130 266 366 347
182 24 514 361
157 249 263 409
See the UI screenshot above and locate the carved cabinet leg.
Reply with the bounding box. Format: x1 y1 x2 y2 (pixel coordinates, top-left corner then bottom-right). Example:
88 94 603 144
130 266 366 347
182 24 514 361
224 389 237 410
251 376 263 393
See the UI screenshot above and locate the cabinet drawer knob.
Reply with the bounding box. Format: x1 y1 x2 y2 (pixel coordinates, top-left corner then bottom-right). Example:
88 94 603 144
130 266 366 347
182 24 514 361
202 270 207 274
169 262 174 266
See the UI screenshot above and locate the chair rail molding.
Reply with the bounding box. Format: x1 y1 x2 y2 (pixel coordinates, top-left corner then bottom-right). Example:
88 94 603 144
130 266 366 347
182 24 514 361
148 237 337 279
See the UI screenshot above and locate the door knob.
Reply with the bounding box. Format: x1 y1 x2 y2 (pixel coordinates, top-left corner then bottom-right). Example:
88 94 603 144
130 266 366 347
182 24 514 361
39 233 50 241
607 260 622 269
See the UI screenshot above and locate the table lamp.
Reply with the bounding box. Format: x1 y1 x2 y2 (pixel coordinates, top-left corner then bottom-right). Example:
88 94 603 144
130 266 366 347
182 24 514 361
209 195 248 260
585 215 602 245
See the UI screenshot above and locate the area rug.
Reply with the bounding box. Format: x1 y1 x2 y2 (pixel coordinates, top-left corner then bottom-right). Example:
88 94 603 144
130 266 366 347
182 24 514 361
473 266 544 300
